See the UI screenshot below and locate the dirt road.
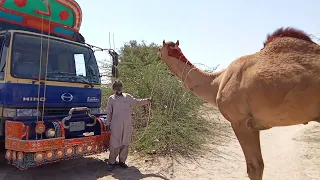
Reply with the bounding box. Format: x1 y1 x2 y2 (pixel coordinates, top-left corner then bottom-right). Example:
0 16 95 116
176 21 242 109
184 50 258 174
0 117 319 180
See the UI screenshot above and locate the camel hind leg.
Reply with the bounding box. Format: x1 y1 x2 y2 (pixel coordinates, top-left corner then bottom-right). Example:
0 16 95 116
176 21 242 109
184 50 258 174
232 120 264 180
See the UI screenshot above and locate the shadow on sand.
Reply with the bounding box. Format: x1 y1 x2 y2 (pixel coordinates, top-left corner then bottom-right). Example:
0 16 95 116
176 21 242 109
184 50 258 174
0 155 169 180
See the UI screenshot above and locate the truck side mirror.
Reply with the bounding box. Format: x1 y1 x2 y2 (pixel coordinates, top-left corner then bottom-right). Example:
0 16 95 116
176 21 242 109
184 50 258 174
109 50 119 78
111 66 119 78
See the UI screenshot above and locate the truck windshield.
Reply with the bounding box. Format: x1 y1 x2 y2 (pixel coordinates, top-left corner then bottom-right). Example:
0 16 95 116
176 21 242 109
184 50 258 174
10 33 101 85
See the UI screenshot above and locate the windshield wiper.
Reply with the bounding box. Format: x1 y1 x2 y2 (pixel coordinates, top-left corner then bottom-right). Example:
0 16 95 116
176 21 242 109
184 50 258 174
76 76 94 88
46 72 94 88
66 75 94 88
47 71 76 76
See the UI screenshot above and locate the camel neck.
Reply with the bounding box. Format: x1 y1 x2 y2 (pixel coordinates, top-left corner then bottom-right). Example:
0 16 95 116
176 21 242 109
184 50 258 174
164 56 224 104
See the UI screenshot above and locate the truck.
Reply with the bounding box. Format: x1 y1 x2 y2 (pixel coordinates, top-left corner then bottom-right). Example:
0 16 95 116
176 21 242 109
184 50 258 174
0 0 112 169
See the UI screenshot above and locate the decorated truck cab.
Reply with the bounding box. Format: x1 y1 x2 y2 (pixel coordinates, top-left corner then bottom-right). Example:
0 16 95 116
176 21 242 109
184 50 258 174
0 0 110 169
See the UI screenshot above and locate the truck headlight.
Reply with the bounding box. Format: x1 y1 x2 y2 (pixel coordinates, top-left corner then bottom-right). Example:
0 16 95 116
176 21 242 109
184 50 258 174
17 109 41 116
90 108 101 114
3 108 41 117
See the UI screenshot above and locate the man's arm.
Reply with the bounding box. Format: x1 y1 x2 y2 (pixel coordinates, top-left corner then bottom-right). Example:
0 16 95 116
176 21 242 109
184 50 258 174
127 94 151 107
105 96 113 123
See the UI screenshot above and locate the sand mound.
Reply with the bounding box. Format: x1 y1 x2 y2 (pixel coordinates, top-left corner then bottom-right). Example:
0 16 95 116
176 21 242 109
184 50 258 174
293 122 320 143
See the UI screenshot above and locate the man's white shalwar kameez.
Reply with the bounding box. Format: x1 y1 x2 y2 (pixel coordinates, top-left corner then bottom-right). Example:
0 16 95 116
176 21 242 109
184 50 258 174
106 93 149 163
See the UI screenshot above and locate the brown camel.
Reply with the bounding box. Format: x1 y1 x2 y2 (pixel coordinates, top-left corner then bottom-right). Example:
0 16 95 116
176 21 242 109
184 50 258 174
157 27 320 180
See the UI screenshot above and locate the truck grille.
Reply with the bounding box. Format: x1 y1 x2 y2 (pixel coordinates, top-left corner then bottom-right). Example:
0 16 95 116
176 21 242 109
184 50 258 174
41 108 85 116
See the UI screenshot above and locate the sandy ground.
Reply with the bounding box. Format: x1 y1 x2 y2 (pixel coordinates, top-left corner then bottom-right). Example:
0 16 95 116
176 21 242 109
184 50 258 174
0 108 320 180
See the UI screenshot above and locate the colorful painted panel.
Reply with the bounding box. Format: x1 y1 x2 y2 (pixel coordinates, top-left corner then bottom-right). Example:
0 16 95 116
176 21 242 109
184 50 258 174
6 141 110 169
6 132 110 169
0 0 82 38
5 121 26 139
5 132 110 152
5 137 65 152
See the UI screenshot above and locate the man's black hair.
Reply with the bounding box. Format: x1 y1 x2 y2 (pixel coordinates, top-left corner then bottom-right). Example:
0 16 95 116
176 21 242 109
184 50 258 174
112 80 123 90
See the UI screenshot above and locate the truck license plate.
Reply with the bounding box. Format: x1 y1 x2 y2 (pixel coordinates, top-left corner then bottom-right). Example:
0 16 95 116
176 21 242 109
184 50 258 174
69 121 85 132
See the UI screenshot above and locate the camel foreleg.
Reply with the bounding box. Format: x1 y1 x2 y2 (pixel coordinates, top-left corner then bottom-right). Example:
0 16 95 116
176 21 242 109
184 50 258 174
232 120 264 180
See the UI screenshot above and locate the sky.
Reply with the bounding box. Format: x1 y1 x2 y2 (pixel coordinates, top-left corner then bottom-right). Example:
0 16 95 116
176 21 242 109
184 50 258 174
76 0 320 71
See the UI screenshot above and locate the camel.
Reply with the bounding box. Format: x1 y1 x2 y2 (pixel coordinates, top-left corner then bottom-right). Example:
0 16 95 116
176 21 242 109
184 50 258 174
157 27 320 180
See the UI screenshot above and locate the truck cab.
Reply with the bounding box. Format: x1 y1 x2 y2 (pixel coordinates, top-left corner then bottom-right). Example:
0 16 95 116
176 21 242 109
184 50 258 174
0 0 111 169
0 29 102 136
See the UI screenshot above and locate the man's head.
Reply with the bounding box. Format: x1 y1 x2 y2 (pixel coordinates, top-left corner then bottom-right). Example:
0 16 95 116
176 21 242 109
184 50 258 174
112 80 123 95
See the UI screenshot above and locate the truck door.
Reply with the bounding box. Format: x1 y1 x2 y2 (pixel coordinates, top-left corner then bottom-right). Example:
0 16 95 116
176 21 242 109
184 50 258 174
0 33 10 137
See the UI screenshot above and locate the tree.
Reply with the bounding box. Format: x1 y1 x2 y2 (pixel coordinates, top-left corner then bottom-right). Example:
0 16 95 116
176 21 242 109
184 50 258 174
101 40 213 155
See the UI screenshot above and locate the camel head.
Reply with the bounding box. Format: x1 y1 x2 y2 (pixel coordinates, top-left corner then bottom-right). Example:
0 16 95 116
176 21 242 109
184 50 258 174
158 40 192 66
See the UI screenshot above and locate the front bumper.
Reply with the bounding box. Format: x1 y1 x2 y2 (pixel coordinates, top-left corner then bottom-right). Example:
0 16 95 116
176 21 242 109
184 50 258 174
4 109 110 170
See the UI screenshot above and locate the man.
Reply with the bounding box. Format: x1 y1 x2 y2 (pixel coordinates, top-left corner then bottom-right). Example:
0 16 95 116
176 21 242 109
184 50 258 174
105 80 151 170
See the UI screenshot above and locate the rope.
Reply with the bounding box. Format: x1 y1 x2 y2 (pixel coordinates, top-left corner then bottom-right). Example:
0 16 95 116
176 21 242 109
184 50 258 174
35 10 51 140
168 56 194 119
36 15 44 125
179 55 197 89
41 16 51 122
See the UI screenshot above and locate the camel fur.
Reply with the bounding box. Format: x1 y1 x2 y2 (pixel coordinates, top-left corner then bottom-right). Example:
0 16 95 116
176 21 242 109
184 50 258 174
157 27 320 180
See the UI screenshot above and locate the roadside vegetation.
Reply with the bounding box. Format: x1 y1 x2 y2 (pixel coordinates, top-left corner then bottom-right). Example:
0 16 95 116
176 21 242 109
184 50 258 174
100 40 221 156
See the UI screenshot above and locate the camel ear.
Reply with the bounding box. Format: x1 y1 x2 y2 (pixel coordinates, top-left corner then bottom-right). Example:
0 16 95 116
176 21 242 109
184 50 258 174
175 40 179 46
163 40 165 45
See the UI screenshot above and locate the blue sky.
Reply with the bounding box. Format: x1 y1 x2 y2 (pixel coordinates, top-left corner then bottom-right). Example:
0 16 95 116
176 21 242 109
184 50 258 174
77 0 320 71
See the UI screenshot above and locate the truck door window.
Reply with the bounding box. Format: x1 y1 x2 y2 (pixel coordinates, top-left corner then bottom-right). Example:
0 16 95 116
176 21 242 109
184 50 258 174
0 35 7 80
74 54 86 77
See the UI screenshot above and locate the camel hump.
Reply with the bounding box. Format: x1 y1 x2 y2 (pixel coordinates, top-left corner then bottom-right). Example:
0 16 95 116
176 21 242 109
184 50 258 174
263 27 314 47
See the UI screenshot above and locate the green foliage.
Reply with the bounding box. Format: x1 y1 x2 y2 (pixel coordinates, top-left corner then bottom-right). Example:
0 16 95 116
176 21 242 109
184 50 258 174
101 40 212 155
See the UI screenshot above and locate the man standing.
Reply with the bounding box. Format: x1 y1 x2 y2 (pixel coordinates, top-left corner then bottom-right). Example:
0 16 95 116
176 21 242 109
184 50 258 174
105 80 151 170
